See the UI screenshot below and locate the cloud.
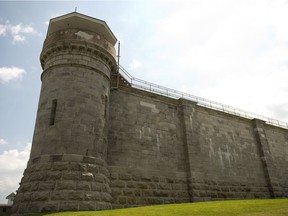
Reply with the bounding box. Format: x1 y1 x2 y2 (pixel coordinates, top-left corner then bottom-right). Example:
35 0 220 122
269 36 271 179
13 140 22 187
268 103 288 121
0 21 40 43
151 0 288 122
0 143 31 203
0 24 6 36
129 59 143 70
0 143 30 172
0 139 8 146
0 66 26 83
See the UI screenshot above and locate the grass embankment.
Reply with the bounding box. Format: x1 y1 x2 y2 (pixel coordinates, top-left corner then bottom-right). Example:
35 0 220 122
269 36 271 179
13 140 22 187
33 199 288 216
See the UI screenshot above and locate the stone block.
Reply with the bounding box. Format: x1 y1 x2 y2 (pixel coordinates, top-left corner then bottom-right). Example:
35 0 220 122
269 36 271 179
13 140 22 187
91 182 102 191
20 183 32 192
119 174 132 180
57 180 76 190
176 197 191 203
162 198 174 204
38 181 55 191
126 181 136 188
145 197 162 204
59 201 79 211
141 176 151 182
63 154 83 162
94 158 104 166
94 174 105 183
99 166 110 176
79 201 96 211
41 202 59 212
127 197 136 204
76 181 91 190
52 162 69 171
32 191 50 201
87 164 99 173
29 172 46 181
68 191 84 200
102 184 112 193
111 180 126 188
23 192 33 201
175 191 189 198
166 178 174 183
46 171 61 180
154 190 170 197
26 203 41 213
62 171 81 180
69 162 81 171
157 183 170 190
112 188 123 196
95 201 112 210
123 189 134 196
101 192 112 202
51 191 67 200
82 172 94 181
118 197 127 204
138 182 148 189
134 190 141 197
143 190 153 196
152 176 160 182
221 186 230 192
172 184 182 190
110 172 118 180
85 192 101 201
132 175 140 181
148 182 157 189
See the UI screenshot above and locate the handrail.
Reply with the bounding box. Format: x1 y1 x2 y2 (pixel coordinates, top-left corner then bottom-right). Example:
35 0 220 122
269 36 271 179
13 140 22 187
118 65 288 129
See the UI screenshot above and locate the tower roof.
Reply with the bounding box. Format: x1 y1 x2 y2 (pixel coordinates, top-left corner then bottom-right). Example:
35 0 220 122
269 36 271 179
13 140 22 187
47 12 117 46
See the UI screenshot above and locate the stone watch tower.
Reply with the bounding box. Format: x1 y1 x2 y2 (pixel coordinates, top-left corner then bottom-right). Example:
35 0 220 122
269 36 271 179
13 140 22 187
12 12 117 214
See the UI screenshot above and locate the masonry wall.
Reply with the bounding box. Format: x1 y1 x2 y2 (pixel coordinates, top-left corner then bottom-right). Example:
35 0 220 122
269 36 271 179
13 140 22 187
107 87 190 208
107 85 288 208
265 125 288 196
185 105 269 201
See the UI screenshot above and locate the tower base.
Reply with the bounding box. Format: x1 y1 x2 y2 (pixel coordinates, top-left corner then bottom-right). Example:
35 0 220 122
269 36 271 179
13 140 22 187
12 154 112 214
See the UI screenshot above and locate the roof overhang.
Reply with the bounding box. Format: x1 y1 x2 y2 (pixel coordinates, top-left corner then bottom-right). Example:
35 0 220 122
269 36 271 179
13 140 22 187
47 12 117 46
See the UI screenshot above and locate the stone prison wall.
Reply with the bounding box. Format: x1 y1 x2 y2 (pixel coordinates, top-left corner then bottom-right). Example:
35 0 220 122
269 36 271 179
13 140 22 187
107 85 288 208
12 12 288 215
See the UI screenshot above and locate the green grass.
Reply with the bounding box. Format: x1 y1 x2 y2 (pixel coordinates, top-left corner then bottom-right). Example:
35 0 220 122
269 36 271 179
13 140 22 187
32 199 288 216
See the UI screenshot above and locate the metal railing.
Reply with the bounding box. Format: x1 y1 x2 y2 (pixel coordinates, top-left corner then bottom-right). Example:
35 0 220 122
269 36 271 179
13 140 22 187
118 65 288 129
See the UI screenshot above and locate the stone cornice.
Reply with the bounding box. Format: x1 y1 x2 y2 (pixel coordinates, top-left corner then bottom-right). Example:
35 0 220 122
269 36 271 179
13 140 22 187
40 40 117 72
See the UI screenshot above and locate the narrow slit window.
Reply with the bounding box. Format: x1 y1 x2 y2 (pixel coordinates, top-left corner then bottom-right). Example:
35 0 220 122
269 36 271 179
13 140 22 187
49 99 57 126
104 95 108 119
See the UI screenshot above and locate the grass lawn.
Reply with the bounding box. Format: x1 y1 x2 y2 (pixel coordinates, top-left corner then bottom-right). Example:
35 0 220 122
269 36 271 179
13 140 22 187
31 199 288 216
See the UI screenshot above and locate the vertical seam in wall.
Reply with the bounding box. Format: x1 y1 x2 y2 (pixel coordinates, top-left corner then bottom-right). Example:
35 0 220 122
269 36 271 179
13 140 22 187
49 99 58 126
252 119 275 198
179 100 194 202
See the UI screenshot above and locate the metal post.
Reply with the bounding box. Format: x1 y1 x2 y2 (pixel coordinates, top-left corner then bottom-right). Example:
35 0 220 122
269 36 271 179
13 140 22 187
117 41 120 88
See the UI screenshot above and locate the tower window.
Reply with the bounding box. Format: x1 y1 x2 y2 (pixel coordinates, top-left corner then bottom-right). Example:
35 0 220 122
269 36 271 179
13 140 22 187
104 95 108 119
49 99 57 126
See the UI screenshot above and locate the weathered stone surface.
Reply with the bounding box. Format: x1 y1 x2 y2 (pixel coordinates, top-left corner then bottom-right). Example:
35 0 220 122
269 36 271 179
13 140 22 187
38 181 55 191
76 181 91 190
13 12 288 216
41 202 59 212
51 191 67 200
85 192 101 201
32 192 50 201
59 201 79 211
82 172 94 181
57 180 76 190
79 201 96 211
62 171 81 180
